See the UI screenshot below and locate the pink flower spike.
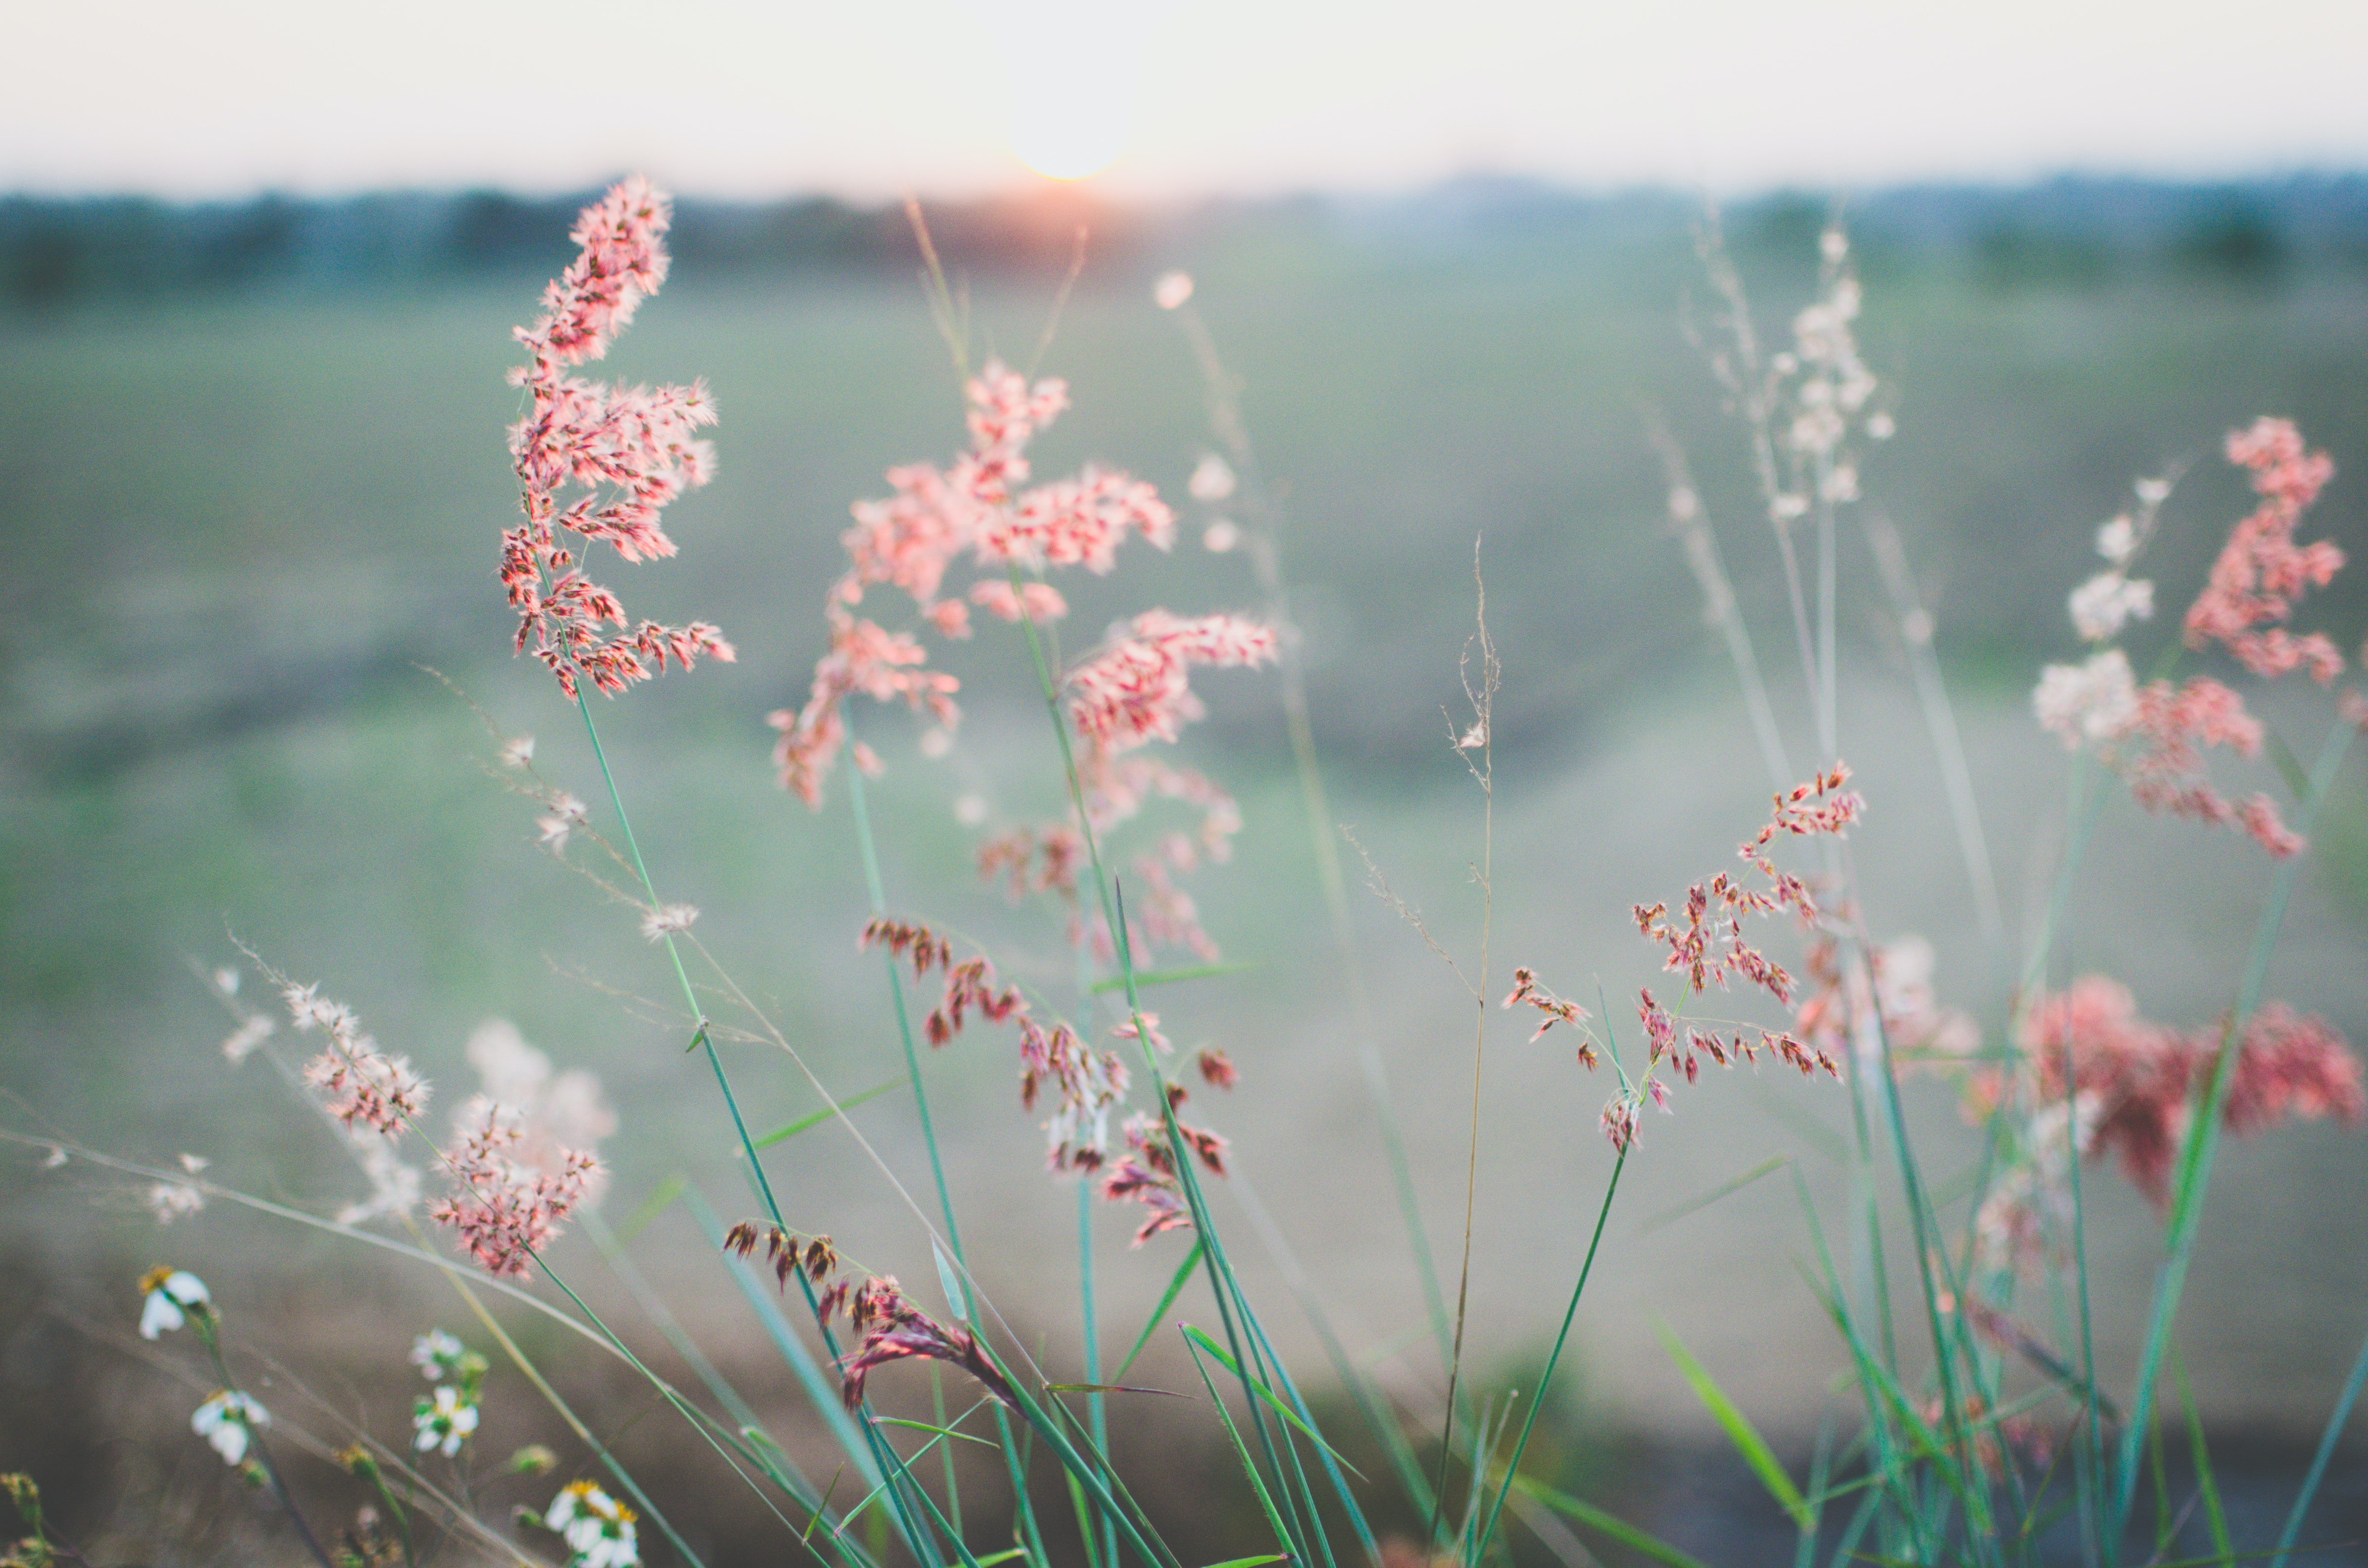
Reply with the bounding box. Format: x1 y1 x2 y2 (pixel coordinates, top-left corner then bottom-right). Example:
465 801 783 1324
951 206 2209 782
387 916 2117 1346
502 177 727 701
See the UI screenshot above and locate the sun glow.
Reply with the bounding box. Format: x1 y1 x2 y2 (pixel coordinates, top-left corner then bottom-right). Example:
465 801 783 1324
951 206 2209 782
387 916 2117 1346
995 0 1168 181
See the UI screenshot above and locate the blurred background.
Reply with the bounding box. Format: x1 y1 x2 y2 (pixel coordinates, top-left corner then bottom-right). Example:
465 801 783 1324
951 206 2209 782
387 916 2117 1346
4 1 2368 1562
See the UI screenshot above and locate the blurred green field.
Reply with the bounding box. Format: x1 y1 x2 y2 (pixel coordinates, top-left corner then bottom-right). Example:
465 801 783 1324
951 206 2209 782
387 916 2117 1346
3 199 2367 1558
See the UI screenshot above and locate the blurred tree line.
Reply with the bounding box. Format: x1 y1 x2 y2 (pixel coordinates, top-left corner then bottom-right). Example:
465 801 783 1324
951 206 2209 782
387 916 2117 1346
6 175 2368 310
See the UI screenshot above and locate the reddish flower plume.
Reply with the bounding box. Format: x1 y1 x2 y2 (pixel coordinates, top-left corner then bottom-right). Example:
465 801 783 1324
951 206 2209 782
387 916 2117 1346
2186 418 2344 684
774 358 1182 806
428 1097 598 1277
1067 611 1278 756
2018 976 2363 1207
501 176 732 699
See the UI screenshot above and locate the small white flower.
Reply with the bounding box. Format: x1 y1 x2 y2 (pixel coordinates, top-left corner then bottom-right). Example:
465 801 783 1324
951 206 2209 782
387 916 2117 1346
546 1481 639 1568
1865 411 1896 441
500 735 536 768
191 1390 268 1466
41 1144 67 1169
2095 514 2138 566
410 1329 465 1379
213 966 241 997
2033 650 2139 749
221 1014 275 1064
413 1383 480 1457
139 1267 209 1339
2134 475 2172 506
639 904 699 943
1820 226 1849 263
1153 270 1193 310
2068 571 2154 643
146 1182 205 1225
1187 453 1236 503
1201 520 1240 554
918 727 954 760
953 794 988 827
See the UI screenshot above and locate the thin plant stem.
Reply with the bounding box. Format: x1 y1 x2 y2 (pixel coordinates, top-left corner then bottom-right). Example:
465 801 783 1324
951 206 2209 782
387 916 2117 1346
845 730 1055 1568
2269 1316 2368 1568
191 1314 335 1568
2110 720 2357 1539
1471 1147 1628 1562
570 687 947 1565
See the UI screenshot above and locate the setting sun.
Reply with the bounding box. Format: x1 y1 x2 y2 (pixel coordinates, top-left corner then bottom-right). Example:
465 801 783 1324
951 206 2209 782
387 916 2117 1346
995 0 1167 181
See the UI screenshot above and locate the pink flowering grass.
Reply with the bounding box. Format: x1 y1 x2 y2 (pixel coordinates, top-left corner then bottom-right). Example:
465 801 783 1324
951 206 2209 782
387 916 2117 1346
38 187 2368 1568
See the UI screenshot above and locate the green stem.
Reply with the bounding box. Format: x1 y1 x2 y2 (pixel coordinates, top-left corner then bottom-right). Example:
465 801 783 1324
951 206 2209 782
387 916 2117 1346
571 687 944 1567
1471 1146 1626 1562
193 1315 335 1568
843 728 1054 1568
2109 720 2357 1540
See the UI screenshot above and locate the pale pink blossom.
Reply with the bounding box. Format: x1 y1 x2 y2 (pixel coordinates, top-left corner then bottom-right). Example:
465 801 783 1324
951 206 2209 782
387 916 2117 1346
501 177 733 700
285 982 430 1138
2069 572 2154 643
429 1097 598 1277
2034 651 2139 748
1187 454 1237 502
1066 611 1277 755
1154 271 1194 310
968 578 1068 624
2185 418 2344 684
640 903 699 942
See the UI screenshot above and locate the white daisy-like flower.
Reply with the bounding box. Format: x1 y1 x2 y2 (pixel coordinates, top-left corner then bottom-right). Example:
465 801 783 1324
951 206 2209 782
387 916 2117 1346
409 1329 464 1380
138 1267 209 1339
191 1390 268 1465
413 1383 480 1457
546 1480 640 1568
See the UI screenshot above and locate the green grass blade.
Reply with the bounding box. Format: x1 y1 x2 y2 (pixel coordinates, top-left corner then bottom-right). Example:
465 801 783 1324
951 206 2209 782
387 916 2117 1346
1198 1558 1292 1568
1656 1321 1813 1531
754 1078 908 1148
1085 960 1263 994
875 1417 999 1448
1513 1477 1713 1568
1637 1155 1790 1236
2175 1356 2233 1566
2113 721 2356 1538
1113 1241 1204 1382
1183 1338 1301 1557
1180 1325 1369 1482
2270 1315 2368 1568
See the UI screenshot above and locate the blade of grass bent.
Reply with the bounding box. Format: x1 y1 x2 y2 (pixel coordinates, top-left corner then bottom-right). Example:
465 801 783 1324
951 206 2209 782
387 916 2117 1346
1656 1321 1813 1531
1512 1478 1714 1568
2112 722 2356 1538
1113 1241 1204 1383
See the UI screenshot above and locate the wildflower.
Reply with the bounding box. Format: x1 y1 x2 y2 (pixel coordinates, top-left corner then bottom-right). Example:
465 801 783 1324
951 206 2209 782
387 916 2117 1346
220 1013 274 1064
409 1329 465 1380
499 735 536 768
1154 271 1194 310
954 793 988 825
138 1267 209 1338
544 1481 640 1568
1599 1094 1641 1153
145 1180 204 1225
2068 571 2154 643
1187 454 1236 502
191 1391 268 1466
2097 514 2139 567
836 1276 1020 1411
429 1098 598 1277
502 177 732 700
1020 1018 1131 1170
1066 611 1277 756
284 980 432 1138
638 903 698 942
772 357 1183 806
413 1383 479 1458
2185 418 2344 684
2033 650 2139 748
1202 520 1240 553
1196 1047 1237 1089
2017 977 2362 1207
464 1019 617 1193
1099 1156 1192 1244
1502 967 1593 1056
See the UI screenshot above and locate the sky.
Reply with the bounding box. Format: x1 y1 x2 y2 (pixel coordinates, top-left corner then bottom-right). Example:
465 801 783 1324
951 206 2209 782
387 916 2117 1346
10 0 2368 201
